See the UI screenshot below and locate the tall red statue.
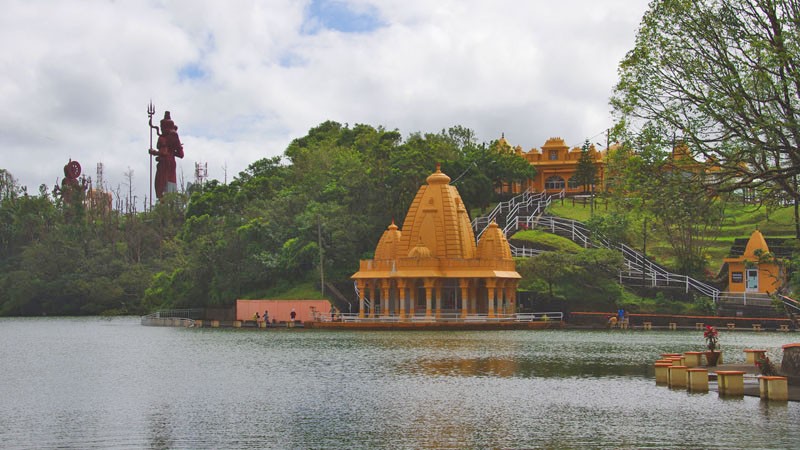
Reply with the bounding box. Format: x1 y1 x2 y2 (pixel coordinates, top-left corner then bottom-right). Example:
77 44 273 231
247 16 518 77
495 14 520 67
148 107 184 200
53 159 88 205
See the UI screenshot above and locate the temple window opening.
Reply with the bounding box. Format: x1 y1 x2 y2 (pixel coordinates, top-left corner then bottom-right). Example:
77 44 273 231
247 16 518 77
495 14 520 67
545 176 565 190
567 177 580 189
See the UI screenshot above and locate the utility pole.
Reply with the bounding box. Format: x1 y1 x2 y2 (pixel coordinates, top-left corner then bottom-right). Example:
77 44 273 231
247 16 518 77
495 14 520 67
642 217 648 289
318 216 325 297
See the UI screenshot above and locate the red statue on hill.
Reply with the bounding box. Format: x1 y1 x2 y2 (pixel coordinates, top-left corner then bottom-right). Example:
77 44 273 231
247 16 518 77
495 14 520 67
53 159 88 205
148 105 184 200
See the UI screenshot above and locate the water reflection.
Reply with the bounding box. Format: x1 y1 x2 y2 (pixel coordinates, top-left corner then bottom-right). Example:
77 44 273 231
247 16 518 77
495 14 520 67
2 318 800 449
402 356 651 379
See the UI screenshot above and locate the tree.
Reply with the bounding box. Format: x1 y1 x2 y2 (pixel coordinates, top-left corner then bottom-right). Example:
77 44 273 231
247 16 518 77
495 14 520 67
519 248 624 306
572 139 597 193
606 141 726 276
612 0 800 236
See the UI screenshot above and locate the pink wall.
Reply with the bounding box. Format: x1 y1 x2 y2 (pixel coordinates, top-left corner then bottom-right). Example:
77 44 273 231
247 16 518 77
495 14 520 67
236 299 333 323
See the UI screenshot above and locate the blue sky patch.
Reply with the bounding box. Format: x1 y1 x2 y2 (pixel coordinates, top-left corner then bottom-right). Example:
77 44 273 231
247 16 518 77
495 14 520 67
302 0 385 34
178 63 206 81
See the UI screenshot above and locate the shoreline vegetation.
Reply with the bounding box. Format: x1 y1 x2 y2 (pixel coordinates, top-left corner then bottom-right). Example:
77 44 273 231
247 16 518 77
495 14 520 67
2 122 799 318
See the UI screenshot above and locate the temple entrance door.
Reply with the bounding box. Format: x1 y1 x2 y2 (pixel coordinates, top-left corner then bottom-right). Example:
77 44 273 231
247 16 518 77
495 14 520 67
745 268 759 293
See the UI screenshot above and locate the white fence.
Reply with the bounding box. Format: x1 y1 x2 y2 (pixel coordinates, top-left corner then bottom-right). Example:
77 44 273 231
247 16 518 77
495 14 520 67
336 311 564 323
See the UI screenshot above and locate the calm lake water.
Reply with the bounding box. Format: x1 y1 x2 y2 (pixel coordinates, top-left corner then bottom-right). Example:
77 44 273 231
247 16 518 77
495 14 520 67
1 317 799 449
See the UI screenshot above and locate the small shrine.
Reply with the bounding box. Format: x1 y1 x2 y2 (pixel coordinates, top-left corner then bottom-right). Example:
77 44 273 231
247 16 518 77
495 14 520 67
723 229 785 294
351 165 520 320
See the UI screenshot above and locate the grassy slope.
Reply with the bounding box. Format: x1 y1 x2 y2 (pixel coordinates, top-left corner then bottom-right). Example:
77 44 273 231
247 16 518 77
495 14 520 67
523 198 797 313
547 197 796 272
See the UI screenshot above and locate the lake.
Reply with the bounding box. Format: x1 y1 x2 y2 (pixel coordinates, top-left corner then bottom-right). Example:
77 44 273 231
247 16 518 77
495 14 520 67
1 316 798 448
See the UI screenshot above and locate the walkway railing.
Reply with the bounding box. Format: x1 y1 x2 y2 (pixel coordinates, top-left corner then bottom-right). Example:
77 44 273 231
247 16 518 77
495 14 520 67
529 215 721 303
472 189 564 240
779 294 800 314
141 308 203 326
336 311 563 323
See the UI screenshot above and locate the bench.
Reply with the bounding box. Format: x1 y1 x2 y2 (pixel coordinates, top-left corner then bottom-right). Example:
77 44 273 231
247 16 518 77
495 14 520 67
687 368 709 392
743 349 767 365
669 322 677 330
780 324 790 332
643 321 652 330
752 323 762 332
758 376 789 401
727 323 736 330
695 322 704 330
716 370 746 396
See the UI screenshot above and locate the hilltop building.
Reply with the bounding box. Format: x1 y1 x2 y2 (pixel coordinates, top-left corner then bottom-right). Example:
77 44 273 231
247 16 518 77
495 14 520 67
351 165 520 319
498 136 607 195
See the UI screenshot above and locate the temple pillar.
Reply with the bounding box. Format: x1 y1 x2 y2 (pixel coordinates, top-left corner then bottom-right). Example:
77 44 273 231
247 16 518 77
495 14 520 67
357 279 366 318
381 280 391 317
501 280 510 315
369 282 376 318
487 279 497 318
424 278 435 319
470 284 477 314
459 279 470 318
435 284 442 319
496 280 505 315
507 282 517 315
409 281 417 318
397 279 407 319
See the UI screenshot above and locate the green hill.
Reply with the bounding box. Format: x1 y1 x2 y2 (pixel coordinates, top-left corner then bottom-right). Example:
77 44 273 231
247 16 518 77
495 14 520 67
546 197 797 273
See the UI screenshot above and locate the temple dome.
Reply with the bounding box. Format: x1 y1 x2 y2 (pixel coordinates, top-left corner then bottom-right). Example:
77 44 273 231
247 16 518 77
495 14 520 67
426 164 451 185
743 229 770 259
476 222 513 260
399 165 477 259
374 221 402 260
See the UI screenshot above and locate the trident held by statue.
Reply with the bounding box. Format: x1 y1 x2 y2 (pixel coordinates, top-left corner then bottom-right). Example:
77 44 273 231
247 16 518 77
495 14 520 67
147 101 158 209
146 103 185 202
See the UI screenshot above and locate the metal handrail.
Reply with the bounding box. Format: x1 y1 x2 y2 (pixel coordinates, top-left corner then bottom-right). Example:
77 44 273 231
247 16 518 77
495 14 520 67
337 311 564 323
472 188 555 239
140 308 203 326
778 294 800 313
529 215 721 302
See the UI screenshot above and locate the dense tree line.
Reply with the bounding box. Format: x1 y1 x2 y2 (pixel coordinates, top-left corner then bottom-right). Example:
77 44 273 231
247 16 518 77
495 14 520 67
612 0 800 236
0 123 535 316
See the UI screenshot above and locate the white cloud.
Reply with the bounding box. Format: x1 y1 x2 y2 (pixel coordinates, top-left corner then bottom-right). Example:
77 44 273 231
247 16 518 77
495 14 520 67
0 0 649 204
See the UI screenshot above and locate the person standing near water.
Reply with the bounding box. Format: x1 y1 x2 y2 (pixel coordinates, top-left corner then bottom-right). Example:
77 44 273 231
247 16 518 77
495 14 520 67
290 309 296 322
264 310 269 327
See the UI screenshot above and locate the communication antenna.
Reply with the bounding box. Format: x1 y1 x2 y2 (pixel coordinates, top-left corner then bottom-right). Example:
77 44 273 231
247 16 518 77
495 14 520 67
96 162 105 191
194 161 208 186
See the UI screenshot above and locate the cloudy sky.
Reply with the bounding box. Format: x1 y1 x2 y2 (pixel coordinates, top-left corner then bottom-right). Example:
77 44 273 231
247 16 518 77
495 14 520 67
1 0 649 206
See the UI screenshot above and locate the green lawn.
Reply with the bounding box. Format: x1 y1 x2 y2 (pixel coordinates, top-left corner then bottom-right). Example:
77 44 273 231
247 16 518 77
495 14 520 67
543 197 797 271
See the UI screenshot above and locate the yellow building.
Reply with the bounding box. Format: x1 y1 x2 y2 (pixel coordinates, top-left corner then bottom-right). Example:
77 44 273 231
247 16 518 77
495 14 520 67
502 137 607 195
352 165 520 319
723 229 784 294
